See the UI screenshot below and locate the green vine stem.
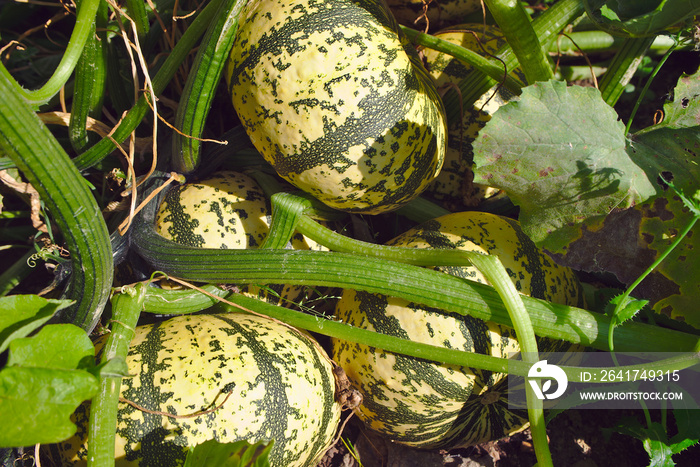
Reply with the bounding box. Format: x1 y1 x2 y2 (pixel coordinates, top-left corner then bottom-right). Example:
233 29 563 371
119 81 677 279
132 211 700 354
549 30 679 56
171 0 248 173
464 253 551 467
146 283 700 383
0 70 113 332
72 0 225 170
142 282 231 314
2 0 101 107
87 283 146 467
69 0 109 152
399 26 525 94
125 0 150 43
598 36 655 107
483 0 554 84
443 0 585 126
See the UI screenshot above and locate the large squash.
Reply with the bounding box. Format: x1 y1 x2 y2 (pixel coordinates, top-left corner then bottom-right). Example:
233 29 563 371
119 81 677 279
226 0 447 214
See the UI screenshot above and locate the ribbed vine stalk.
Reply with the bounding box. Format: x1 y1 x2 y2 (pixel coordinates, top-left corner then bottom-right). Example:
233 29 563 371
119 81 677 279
72 0 226 170
548 30 678 55
467 253 551 467
598 36 655 106
171 0 248 173
131 212 699 354
0 71 113 332
87 284 146 467
2 0 101 107
483 0 554 84
444 0 585 125
69 0 109 152
141 284 699 384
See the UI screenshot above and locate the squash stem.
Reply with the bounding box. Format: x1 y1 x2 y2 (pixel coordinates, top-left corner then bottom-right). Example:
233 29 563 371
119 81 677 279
72 0 225 170
171 0 248 173
482 0 554 84
143 283 700 383
399 26 525 94
87 283 146 467
598 36 655 107
4 0 101 106
445 0 585 124
133 217 700 354
465 253 552 467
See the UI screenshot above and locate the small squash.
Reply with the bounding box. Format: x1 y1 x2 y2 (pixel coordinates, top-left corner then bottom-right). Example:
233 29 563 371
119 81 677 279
154 171 324 305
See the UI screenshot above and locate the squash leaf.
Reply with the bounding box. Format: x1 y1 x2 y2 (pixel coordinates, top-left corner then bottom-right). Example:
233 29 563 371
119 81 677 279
472 80 656 252
520 72 700 326
7 324 96 370
658 72 700 130
0 294 73 354
0 367 98 447
473 78 700 256
607 294 649 326
184 439 273 467
0 324 99 447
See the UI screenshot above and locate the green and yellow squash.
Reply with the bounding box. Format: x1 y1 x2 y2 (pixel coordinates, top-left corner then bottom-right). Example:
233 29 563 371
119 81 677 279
154 171 324 305
332 211 584 448
54 313 342 466
226 0 447 214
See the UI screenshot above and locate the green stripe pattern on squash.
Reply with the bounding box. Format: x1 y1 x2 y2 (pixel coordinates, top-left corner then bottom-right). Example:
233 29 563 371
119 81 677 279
154 171 325 305
332 211 585 448
226 0 447 214
56 313 342 467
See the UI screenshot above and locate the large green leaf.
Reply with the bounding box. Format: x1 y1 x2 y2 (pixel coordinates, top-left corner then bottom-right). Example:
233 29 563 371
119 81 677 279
0 367 98 447
503 73 700 325
0 323 99 447
473 79 700 256
0 295 73 354
472 80 656 252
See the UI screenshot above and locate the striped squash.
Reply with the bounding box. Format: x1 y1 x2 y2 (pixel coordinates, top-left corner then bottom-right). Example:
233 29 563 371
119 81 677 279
54 313 342 467
154 171 324 305
421 24 517 209
226 0 447 214
332 211 584 448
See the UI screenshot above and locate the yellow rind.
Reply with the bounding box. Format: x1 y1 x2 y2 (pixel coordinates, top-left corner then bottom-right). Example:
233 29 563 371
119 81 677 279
154 171 325 305
227 0 447 214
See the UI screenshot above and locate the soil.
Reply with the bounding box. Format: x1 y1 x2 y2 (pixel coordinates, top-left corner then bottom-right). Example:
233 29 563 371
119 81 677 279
320 408 700 467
